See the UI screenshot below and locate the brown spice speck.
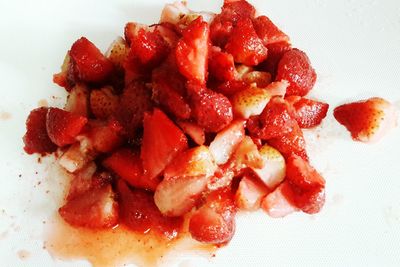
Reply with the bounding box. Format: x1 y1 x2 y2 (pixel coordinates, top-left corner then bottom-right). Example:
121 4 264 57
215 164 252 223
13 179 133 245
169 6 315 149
17 250 31 260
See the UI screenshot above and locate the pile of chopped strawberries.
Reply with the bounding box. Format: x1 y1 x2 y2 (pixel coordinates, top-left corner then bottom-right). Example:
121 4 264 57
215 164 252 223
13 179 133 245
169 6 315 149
23 0 397 246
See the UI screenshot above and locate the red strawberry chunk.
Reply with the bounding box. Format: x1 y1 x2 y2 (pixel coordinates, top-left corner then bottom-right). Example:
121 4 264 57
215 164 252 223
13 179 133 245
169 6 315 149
286 96 329 128
208 47 235 82
225 18 268 66
276 48 317 96
59 185 119 229
117 180 183 240
46 108 88 147
23 107 57 155
333 97 397 143
210 16 234 48
267 123 309 161
66 162 97 200
103 148 160 191
141 109 188 180
216 80 250 96
235 175 269 211
259 41 292 78
89 86 119 120
132 28 169 67
220 0 256 23
85 120 123 153
189 188 236 245
188 82 233 132
253 15 289 46
152 62 191 120
283 155 326 214
116 81 152 139
177 120 205 145
69 37 114 83
175 17 210 84
261 182 298 218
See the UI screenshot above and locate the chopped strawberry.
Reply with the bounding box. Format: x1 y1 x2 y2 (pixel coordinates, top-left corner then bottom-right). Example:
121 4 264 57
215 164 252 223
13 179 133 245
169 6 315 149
247 97 297 140
177 120 205 145
58 142 94 173
267 123 309 161
141 109 188 180
46 108 88 147
220 0 256 23
59 185 118 228
283 155 325 214
235 174 269 211
85 120 123 153
69 37 114 83
261 182 298 218
286 96 329 128
216 80 250 96
175 17 210 83
154 146 217 216
209 16 234 47
231 86 271 119
230 136 264 170
276 48 317 96
225 18 267 66
333 97 398 143
209 120 245 165
65 84 89 117
189 188 236 245
66 162 97 200
264 80 289 96
259 41 292 78
103 148 160 191
241 71 272 88
188 82 233 132
117 180 183 240
152 62 191 119
23 107 57 155
116 81 152 138
208 47 235 82
53 53 74 90
106 37 129 69
124 22 148 46
253 15 289 46
90 86 119 120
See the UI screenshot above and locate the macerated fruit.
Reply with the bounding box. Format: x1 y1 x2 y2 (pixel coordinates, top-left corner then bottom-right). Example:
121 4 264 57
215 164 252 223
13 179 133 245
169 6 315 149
286 96 329 128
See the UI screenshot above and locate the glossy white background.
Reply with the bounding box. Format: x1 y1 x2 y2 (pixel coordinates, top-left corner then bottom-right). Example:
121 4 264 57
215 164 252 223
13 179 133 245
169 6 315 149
1 0 400 266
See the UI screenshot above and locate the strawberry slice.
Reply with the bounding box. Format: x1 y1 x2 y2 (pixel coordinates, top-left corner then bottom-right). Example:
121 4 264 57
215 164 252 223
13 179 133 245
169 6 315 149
141 109 188 180
66 162 97 200
208 47 235 82
286 96 329 128
46 108 88 147
241 71 272 88
175 17 209 83
176 120 205 145
230 136 264 171
58 142 94 173
225 18 267 66
253 15 290 46
64 84 89 117
117 180 183 240
261 182 298 218
23 107 57 155
284 155 326 214
59 185 118 228
276 48 317 96
259 41 292 78
116 81 152 139
103 148 160 191
235 174 269 211
188 82 233 132
189 188 236 245
267 123 309 161
333 97 397 143
231 86 271 119
209 120 245 165
89 86 119 120
84 120 123 153
154 146 217 217
69 37 114 83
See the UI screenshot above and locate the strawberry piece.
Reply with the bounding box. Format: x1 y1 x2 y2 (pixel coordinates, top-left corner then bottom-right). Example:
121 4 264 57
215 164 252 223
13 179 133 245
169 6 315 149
267 124 309 161
154 146 217 217
141 109 188 180
241 71 272 88
283 155 326 214
116 82 152 138
259 41 292 78
276 48 317 96
231 86 271 119
65 84 89 117
175 17 210 83
230 136 264 171
235 175 269 211
66 162 96 200
59 185 118 228
247 97 297 140
23 107 57 155
69 37 114 83
58 142 93 173
188 82 233 132
333 97 397 143
117 180 183 240
177 120 205 145
253 15 289 46
103 148 160 191
46 108 87 147
85 120 123 153
89 86 119 120
152 62 191 120
106 37 129 69
208 47 235 82
209 16 234 48
225 18 267 66
286 96 329 128
189 188 236 245
124 22 148 47
261 182 298 218
209 120 245 165
216 80 250 96
53 53 74 90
